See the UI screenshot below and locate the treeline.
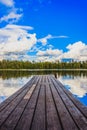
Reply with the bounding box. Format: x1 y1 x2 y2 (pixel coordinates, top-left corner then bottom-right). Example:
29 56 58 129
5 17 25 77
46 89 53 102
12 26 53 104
0 60 87 69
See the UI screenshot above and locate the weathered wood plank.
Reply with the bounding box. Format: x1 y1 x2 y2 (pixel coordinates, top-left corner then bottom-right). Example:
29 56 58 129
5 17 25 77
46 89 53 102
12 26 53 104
30 76 46 130
0 76 39 130
15 76 42 130
0 75 87 130
55 78 87 117
48 76 78 130
46 76 62 130
51 76 87 130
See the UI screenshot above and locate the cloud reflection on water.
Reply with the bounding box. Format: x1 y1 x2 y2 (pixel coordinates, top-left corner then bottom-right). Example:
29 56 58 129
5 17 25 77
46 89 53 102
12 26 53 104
0 77 30 103
58 76 87 98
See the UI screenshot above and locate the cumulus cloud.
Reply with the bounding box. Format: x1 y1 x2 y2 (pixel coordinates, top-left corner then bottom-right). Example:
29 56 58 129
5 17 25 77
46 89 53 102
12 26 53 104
0 12 23 23
37 55 62 62
37 49 62 56
0 0 23 24
38 34 52 45
2 54 33 61
0 24 37 60
62 41 87 61
36 41 87 62
0 0 14 7
0 23 87 62
38 34 68 45
37 56 51 62
37 49 63 62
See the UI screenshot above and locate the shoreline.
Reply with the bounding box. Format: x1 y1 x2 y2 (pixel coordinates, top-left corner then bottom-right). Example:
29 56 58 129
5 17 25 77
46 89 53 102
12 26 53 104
0 69 87 71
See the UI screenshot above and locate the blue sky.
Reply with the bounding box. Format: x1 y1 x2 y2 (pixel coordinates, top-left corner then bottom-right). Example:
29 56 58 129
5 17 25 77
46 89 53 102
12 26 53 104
0 0 87 61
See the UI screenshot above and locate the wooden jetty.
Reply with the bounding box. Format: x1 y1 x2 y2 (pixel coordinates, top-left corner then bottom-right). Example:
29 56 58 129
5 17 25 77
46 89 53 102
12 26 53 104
0 75 87 130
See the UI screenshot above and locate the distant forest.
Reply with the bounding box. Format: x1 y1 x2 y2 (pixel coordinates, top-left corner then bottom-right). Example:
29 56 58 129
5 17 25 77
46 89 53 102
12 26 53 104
0 60 87 69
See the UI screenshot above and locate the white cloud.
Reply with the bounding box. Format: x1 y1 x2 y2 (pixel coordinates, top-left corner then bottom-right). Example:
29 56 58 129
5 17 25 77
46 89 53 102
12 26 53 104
38 34 52 45
67 41 86 50
37 56 50 62
37 55 62 62
0 0 23 24
0 0 14 7
5 24 33 30
38 34 68 45
37 49 62 56
0 23 87 62
62 41 87 61
37 49 63 62
0 24 37 60
0 12 23 23
36 41 87 62
2 54 32 61
57 35 68 38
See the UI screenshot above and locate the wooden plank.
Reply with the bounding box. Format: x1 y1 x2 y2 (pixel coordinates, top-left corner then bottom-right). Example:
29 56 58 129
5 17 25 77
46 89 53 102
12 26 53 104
0 76 34 112
46 76 62 130
0 76 37 127
0 76 39 130
48 76 78 130
55 78 87 117
15 76 42 130
51 76 87 130
30 76 46 130
0 75 87 130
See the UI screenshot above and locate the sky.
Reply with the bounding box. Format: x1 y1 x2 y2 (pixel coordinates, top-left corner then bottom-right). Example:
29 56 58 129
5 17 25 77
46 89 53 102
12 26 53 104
0 0 87 62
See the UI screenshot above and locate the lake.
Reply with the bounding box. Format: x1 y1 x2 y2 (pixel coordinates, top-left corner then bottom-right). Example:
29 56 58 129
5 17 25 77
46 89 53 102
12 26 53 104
0 70 87 106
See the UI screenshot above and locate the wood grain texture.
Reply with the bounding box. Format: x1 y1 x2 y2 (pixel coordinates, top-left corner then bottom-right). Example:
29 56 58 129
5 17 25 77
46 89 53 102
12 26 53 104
15 76 42 130
46 76 62 130
30 76 46 130
0 75 87 130
51 76 87 130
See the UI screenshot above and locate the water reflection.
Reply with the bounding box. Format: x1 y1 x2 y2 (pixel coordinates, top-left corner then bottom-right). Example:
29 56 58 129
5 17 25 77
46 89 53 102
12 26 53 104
58 76 87 97
0 70 87 106
0 70 87 79
0 77 31 103
58 74 87 106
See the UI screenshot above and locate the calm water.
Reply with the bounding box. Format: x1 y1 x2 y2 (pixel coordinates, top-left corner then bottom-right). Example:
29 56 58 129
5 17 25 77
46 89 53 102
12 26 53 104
56 72 87 106
0 70 87 106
